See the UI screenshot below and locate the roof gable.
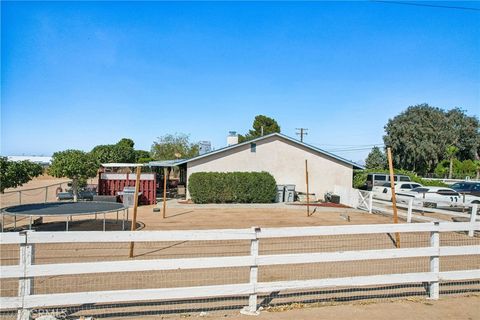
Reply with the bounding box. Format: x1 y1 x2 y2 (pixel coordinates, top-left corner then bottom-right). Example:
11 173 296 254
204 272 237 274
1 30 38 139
171 133 364 169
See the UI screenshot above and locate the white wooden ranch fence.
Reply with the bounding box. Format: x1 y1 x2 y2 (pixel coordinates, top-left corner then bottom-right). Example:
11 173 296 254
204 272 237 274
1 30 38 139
1 222 479 319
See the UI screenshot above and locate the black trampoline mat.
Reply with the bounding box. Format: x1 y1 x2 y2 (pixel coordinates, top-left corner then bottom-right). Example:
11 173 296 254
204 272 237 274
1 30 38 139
2 201 125 216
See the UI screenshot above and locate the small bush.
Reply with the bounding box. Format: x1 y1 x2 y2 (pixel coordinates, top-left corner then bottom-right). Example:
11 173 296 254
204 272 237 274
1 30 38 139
188 171 277 204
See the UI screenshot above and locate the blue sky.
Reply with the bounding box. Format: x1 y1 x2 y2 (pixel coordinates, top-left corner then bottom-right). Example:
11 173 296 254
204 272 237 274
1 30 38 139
1 1 479 163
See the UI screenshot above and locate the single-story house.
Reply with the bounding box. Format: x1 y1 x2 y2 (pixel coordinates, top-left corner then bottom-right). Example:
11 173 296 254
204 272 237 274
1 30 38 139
154 133 364 201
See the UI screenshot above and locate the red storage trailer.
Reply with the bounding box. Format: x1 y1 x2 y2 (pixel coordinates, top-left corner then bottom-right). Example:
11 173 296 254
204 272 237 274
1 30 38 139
98 172 157 205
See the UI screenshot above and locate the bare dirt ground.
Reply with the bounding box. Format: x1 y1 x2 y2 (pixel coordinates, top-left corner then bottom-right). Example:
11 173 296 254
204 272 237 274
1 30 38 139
125 295 480 320
231 295 480 320
1 177 479 320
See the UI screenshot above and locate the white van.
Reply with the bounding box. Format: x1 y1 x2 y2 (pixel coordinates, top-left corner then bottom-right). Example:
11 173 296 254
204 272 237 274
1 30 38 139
366 173 411 191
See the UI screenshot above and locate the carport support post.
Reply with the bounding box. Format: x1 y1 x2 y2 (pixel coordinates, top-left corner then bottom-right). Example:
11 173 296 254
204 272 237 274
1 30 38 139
468 204 478 237
129 165 142 258
162 167 167 219
17 231 34 320
248 227 260 314
429 222 440 300
305 160 310 217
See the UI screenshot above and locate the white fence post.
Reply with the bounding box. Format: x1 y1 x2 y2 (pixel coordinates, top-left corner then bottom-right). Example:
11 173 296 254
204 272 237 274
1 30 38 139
244 227 260 315
407 198 413 223
429 222 440 300
368 192 373 214
469 204 478 237
17 231 34 320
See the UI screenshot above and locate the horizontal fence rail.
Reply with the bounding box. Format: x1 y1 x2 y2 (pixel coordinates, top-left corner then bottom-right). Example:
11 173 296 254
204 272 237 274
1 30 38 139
357 188 479 227
1 221 479 319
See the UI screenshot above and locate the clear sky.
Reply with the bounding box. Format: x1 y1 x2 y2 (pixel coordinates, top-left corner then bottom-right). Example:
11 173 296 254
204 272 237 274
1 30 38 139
1 1 479 163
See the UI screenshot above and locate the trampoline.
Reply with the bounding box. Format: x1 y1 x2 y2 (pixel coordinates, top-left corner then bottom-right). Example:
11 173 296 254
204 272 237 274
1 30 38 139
1 201 128 232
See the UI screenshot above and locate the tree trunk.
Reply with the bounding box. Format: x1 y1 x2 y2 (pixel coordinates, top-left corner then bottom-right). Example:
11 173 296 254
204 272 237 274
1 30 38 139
72 178 78 202
448 157 453 179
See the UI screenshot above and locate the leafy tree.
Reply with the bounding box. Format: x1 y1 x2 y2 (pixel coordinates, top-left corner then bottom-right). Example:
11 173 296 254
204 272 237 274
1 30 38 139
434 160 449 178
151 133 199 160
238 115 281 142
445 145 459 179
445 108 480 161
383 104 479 175
48 150 98 201
0 157 43 193
134 150 151 162
117 138 135 149
458 159 476 179
365 146 386 170
475 160 480 180
90 139 136 164
434 159 476 179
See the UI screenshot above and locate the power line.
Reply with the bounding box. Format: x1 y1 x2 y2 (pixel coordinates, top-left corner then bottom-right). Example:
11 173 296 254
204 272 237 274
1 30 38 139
315 143 384 147
295 128 308 142
326 146 385 152
326 148 380 153
371 0 480 12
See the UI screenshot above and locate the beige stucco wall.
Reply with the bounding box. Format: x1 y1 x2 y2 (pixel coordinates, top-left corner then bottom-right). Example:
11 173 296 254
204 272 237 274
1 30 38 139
186 135 353 200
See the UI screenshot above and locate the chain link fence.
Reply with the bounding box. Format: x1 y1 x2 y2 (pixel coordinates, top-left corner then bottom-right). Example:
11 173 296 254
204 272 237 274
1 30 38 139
0 182 71 209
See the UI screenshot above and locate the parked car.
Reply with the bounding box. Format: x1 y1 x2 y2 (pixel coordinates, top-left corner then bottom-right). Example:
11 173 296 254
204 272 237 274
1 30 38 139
365 173 411 191
372 182 423 201
397 187 460 208
450 182 480 204
57 187 96 201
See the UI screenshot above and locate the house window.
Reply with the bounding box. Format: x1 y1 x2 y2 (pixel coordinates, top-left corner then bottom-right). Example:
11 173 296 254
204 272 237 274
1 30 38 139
250 143 256 153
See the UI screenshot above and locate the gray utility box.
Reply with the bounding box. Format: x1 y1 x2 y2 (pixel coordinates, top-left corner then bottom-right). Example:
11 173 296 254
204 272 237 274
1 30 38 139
284 185 296 202
118 187 142 208
275 185 285 203
330 194 340 204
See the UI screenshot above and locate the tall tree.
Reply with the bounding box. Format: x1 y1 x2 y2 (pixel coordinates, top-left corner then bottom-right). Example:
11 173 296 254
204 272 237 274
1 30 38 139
445 145 459 179
445 108 479 161
151 133 199 160
90 139 136 164
116 138 135 149
134 150 152 163
0 157 43 193
48 150 98 202
383 104 479 175
239 115 281 142
365 147 386 170
475 160 480 180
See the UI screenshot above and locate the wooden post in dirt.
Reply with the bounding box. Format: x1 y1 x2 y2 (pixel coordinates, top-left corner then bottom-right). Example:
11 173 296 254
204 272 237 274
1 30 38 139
162 167 168 219
387 147 401 248
305 159 310 217
129 165 142 258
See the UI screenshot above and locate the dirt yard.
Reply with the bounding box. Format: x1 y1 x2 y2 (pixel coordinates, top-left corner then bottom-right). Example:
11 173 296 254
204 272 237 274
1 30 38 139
129 295 480 320
1 177 479 320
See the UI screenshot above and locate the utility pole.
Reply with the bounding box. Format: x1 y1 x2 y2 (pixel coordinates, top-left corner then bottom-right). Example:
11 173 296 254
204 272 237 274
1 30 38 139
296 128 308 142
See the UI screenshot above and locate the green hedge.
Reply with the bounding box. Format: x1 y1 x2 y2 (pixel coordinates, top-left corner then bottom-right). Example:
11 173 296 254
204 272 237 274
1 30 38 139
188 171 277 204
